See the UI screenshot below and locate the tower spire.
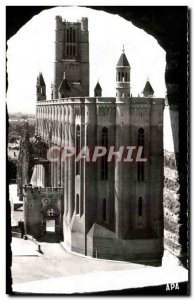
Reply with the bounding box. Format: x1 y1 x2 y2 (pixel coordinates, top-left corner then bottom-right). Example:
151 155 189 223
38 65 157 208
58 74 71 99
122 44 125 53
94 80 102 97
36 72 46 101
116 47 131 99
142 79 154 97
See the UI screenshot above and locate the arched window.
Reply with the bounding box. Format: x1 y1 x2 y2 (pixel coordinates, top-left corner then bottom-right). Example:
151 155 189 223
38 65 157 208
75 194 79 214
138 196 143 216
122 72 124 82
137 128 145 182
138 128 144 146
101 127 108 180
70 27 73 43
125 72 128 82
67 45 69 56
103 198 106 221
73 29 76 42
67 29 70 42
47 208 55 217
76 125 80 175
70 45 72 56
73 45 76 56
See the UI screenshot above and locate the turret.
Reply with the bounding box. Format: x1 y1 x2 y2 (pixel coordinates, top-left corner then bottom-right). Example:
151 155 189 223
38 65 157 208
94 81 102 97
116 46 131 99
22 120 30 143
36 72 46 101
58 72 71 98
81 17 88 31
142 79 154 97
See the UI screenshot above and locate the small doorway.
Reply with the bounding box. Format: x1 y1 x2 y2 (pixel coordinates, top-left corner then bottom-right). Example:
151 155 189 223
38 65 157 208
40 205 61 242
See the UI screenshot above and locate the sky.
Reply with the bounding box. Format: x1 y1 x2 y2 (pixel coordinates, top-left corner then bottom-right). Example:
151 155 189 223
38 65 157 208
6 6 166 114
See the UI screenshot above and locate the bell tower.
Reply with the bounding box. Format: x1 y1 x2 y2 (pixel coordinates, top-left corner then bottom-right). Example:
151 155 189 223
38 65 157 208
116 46 131 99
54 16 89 98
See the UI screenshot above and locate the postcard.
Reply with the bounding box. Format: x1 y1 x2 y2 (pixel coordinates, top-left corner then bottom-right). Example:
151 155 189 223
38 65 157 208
6 5 189 295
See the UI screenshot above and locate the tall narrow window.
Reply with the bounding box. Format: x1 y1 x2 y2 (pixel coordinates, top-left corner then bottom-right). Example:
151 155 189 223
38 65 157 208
73 29 76 42
67 29 70 42
138 196 143 216
70 27 73 43
70 45 73 56
73 45 76 56
76 125 80 175
85 125 88 146
75 194 79 214
122 72 124 81
101 127 108 180
125 72 128 82
137 128 145 182
103 198 106 222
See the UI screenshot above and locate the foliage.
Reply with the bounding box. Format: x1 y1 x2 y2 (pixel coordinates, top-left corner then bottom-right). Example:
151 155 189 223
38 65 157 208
8 113 35 141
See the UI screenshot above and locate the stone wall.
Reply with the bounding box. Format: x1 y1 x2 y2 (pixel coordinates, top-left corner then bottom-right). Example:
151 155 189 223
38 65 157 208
87 223 162 263
164 150 187 266
23 186 64 240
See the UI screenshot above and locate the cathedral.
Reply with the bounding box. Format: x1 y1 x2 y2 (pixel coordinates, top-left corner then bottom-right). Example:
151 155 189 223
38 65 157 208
18 16 164 263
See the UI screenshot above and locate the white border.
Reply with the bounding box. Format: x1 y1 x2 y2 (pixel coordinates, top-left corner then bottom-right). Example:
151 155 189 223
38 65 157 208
1 1 192 299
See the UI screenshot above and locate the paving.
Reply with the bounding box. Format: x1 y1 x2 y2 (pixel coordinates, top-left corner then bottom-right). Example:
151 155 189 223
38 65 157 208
11 237 188 294
12 266 188 294
11 238 144 285
11 237 39 257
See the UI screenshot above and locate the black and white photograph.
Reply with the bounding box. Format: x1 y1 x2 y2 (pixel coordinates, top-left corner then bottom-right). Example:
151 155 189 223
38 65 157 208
5 4 189 296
